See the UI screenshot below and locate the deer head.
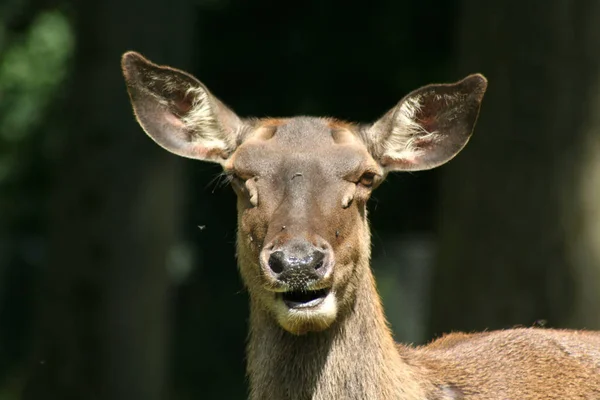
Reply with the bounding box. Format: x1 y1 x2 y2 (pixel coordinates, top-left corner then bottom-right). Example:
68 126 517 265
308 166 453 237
121 52 486 335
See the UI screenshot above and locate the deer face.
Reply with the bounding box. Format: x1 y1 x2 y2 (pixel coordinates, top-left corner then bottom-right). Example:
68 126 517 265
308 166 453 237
121 52 486 335
229 117 381 334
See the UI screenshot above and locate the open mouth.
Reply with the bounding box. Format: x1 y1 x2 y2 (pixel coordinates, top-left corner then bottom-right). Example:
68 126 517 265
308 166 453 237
281 288 331 309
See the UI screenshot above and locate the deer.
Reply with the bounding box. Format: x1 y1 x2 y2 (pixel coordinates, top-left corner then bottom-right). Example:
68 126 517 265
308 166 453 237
120 51 600 400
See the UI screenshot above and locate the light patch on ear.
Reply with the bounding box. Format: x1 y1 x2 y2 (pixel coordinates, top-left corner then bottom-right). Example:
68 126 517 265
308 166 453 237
384 95 440 164
180 86 232 153
121 51 243 163
366 73 487 172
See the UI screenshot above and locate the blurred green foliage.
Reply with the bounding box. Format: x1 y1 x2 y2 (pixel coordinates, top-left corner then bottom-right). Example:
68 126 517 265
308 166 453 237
0 6 72 398
0 10 72 173
0 10 72 141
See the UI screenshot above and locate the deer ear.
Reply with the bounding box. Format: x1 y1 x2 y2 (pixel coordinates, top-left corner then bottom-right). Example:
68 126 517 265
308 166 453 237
366 74 487 172
121 51 244 163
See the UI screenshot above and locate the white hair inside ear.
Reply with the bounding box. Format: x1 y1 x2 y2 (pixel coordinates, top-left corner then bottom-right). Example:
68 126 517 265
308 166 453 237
121 51 244 164
366 74 487 172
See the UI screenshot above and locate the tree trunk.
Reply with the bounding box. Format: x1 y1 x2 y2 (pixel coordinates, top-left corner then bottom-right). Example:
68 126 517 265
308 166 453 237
429 0 600 337
24 2 193 399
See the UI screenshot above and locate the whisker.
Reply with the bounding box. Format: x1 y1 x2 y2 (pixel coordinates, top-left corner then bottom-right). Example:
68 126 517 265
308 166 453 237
206 171 233 192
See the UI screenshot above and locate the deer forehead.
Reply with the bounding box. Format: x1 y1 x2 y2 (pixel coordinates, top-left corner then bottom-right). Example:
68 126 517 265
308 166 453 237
230 117 378 181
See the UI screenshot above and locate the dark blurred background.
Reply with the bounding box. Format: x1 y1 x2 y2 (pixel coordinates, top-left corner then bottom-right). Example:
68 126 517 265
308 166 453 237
1 0 600 399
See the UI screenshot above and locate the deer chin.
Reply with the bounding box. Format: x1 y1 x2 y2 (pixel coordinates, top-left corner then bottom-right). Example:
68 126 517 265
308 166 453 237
272 289 338 335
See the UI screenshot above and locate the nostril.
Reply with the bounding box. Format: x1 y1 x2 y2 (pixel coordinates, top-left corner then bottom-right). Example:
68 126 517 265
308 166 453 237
311 251 325 271
268 251 286 274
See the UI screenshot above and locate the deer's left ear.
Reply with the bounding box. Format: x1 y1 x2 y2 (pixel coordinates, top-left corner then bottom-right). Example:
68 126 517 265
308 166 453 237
365 74 487 172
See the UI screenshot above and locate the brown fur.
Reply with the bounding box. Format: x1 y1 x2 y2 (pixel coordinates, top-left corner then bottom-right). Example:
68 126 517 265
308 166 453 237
235 119 600 399
259 117 288 127
325 117 356 131
120 51 600 400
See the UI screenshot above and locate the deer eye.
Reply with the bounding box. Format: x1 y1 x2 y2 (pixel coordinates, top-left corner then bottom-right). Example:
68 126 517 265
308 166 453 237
358 172 377 188
228 172 259 207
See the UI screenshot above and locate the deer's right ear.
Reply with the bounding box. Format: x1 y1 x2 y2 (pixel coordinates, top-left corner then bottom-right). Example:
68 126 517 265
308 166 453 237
121 51 243 163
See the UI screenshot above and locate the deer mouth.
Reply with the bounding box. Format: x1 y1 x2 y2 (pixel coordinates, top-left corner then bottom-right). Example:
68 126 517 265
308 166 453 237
273 286 338 333
281 288 331 309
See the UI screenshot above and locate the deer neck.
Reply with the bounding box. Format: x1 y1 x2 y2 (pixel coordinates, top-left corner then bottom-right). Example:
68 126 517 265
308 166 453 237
246 258 426 400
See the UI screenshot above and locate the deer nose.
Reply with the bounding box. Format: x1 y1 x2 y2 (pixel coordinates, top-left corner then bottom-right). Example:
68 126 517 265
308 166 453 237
263 239 332 284
268 250 325 274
